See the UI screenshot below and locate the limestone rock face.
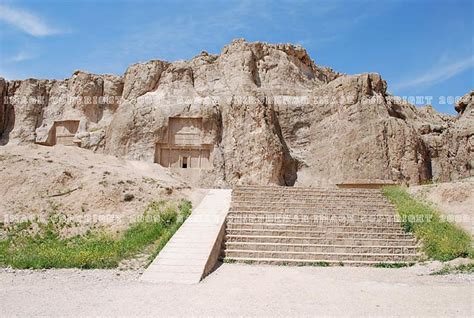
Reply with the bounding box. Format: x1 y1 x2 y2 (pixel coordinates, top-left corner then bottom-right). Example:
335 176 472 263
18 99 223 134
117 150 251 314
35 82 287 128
455 91 473 115
122 60 168 100
220 95 296 186
0 40 472 186
3 79 49 144
277 73 432 185
0 78 8 137
433 91 474 181
0 71 124 149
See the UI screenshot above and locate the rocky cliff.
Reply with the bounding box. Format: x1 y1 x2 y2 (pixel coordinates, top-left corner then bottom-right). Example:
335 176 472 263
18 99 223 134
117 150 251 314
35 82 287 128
0 39 472 186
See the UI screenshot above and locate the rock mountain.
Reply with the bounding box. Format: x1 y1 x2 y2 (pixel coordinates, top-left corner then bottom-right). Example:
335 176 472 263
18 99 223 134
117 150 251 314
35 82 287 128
0 39 472 186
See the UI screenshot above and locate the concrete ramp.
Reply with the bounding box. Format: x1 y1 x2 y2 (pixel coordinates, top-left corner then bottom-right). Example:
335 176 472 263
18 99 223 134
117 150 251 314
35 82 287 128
140 189 231 284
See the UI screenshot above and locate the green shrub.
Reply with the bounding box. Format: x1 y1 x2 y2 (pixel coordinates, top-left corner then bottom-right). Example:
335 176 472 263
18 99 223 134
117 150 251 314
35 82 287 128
178 200 192 217
0 240 8 266
431 263 474 275
310 261 330 267
382 186 473 261
373 262 413 268
223 258 236 264
0 199 192 269
159 207 178 227
147 199 192 262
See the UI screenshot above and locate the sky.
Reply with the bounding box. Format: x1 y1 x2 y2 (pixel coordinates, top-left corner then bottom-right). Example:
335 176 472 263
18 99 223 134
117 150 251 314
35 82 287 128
0 0 472 114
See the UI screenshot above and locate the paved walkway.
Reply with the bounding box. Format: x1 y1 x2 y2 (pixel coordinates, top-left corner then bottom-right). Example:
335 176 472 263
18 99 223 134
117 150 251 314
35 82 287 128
140 189 232 284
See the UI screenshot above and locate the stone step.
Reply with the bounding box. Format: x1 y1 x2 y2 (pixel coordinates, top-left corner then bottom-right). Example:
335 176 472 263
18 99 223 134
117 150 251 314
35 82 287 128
232 189 383 198
232 189 383 197
229 211 397 218
222 257 414 266
226 222 408 232
235 184 379 189
226 219 404 228
226 213 402 224
229 207 396 214
231 202 394 209
234 195 390 204
233 188 385 194
232 194 386 200
226 229 412 240
233 186 382 194
225 234 416 246
223 250 420 262
225 242 419 254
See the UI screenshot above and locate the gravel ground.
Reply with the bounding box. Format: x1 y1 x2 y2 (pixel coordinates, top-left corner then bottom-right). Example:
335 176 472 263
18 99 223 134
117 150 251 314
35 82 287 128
0 264 472 317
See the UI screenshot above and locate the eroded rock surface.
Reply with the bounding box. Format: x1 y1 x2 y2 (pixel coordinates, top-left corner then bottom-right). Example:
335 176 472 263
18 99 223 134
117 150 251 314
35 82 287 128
432 91 474 181
0 40 472 186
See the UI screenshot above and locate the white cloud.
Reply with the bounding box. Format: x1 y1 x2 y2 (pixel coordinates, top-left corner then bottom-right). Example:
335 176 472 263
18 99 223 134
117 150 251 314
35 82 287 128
0 5 59 36
8 51 36 62
394 56 474 90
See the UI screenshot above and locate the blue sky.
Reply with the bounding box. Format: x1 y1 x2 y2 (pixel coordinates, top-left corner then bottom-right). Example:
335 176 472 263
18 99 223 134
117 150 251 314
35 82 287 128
0 0 472 114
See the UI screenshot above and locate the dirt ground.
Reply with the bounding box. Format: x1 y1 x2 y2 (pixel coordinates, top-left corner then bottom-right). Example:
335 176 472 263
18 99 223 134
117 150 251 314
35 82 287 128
408 178 474 237
0 144 207 233
0 264 472 317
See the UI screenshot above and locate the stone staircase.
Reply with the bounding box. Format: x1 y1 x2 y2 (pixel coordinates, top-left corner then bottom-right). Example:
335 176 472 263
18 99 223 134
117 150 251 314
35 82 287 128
222 186 421 266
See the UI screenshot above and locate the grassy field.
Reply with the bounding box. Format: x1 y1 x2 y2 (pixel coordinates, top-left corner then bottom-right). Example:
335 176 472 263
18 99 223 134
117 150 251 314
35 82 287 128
0 200 191 269
382 186 472 261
